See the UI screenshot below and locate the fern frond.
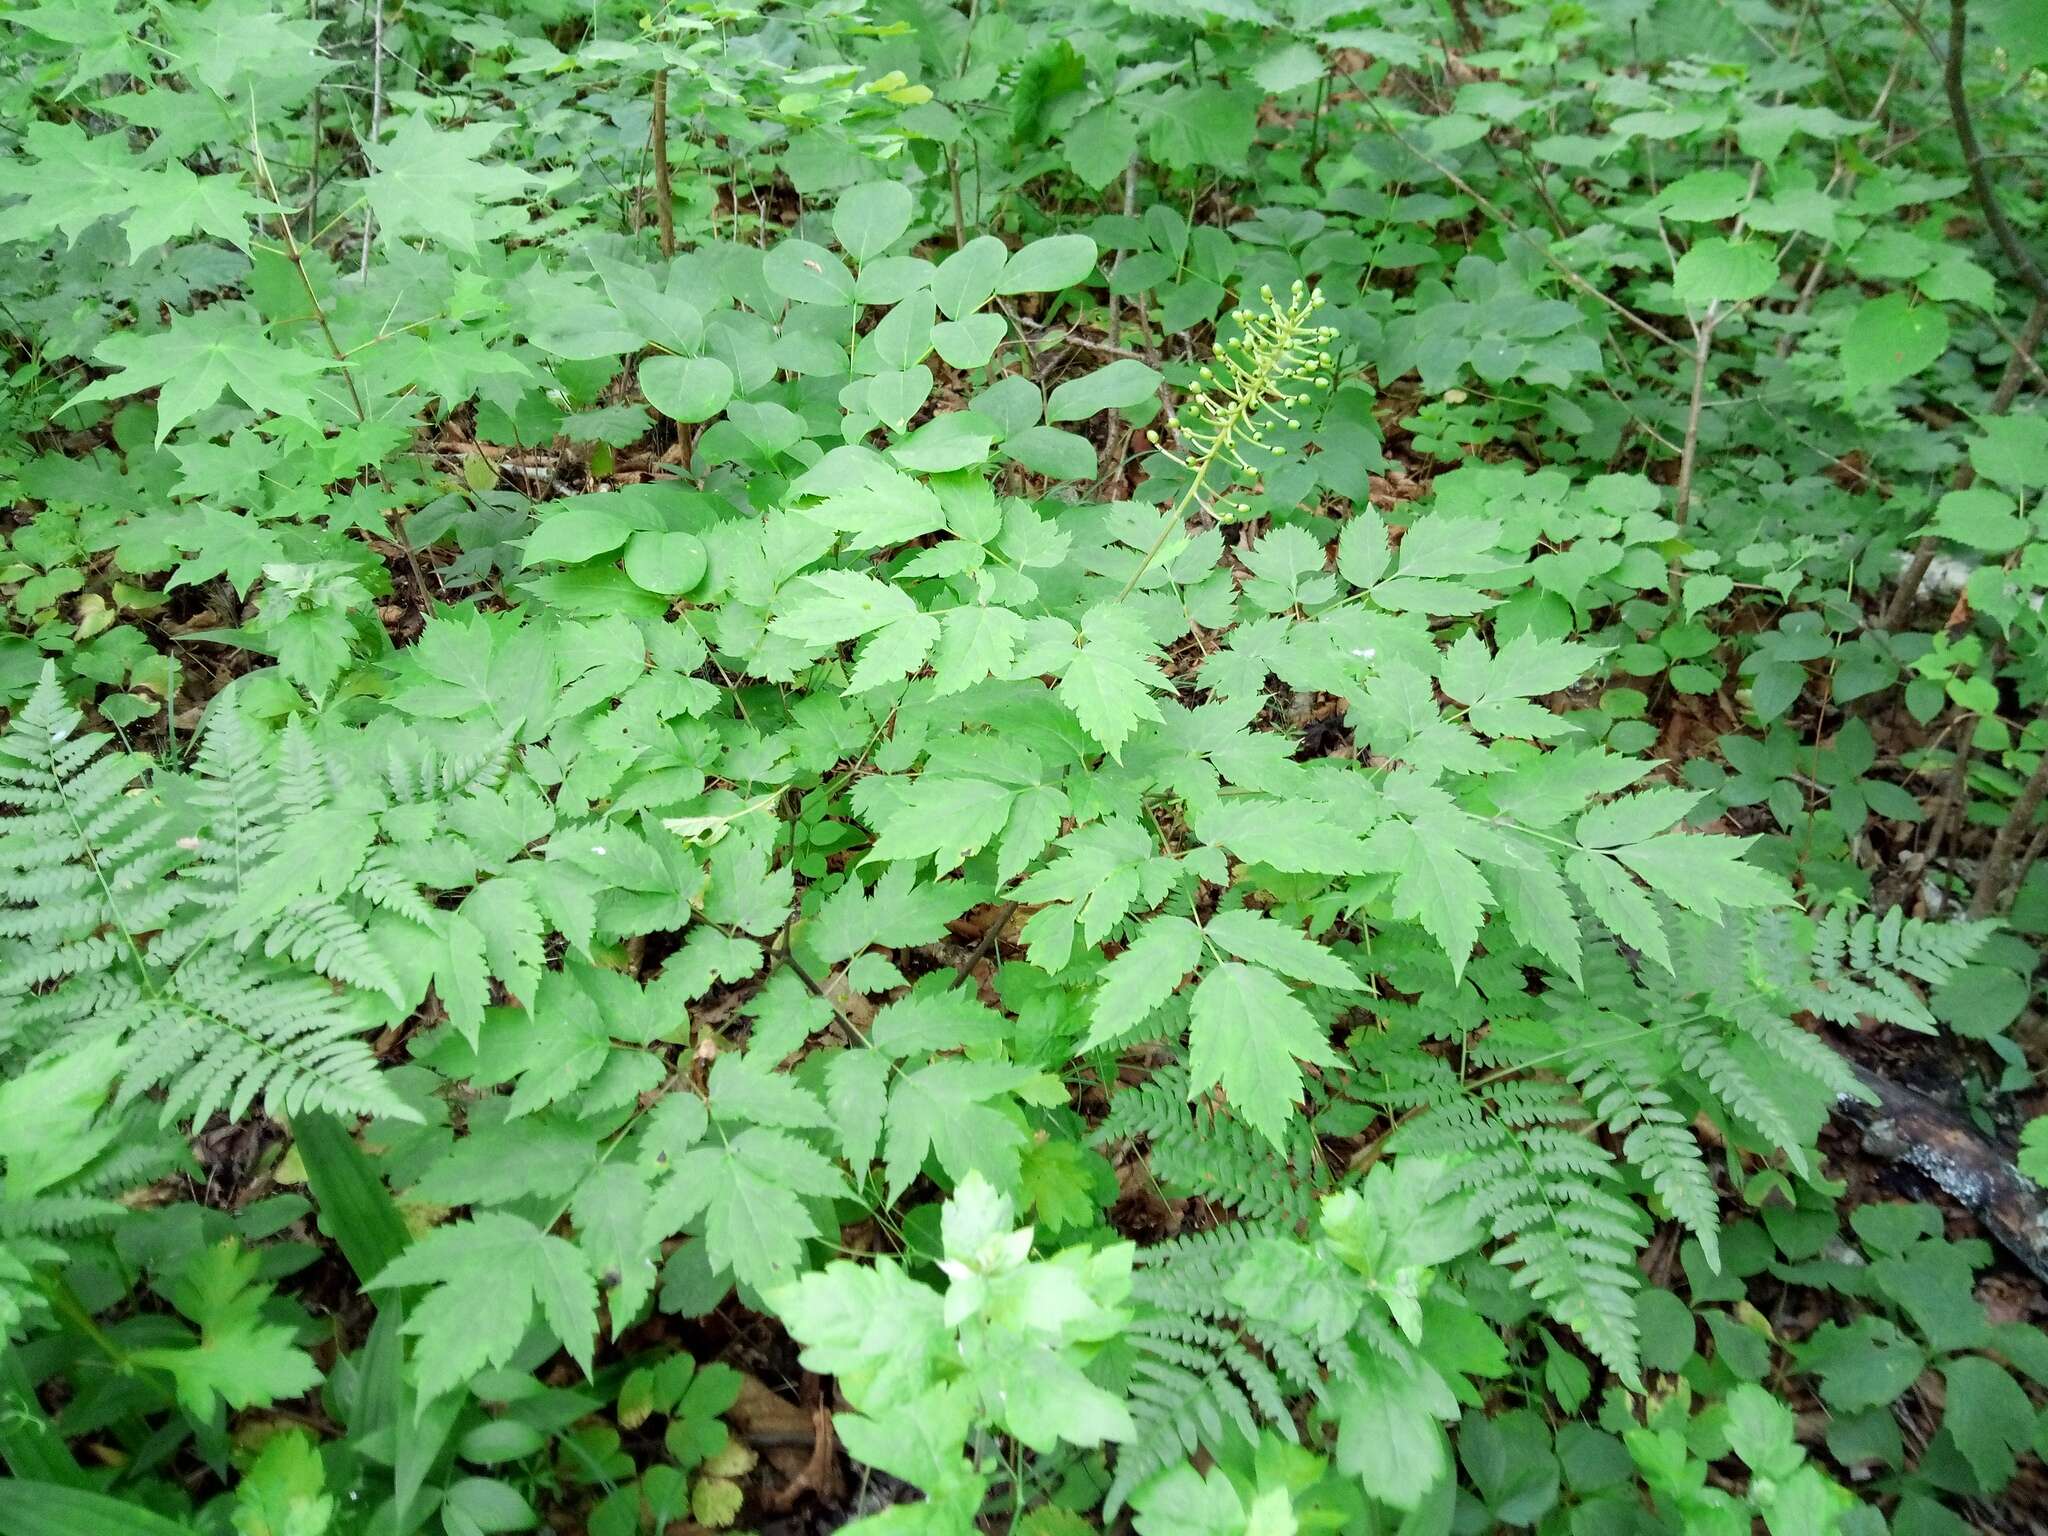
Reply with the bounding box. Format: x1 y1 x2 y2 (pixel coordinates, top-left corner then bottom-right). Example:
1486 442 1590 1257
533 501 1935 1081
1782 907 1994 1033
1095 1067 1327 1224
121 946 412 1126
1567 1030 1721 1269
261 899 404 1003
0 673 413 1128
1398 1078 1646 1383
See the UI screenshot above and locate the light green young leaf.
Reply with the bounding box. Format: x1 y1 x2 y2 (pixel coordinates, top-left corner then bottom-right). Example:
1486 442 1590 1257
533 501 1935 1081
364 116 530 252
1202 908 1362 991
1186 962 1339 1151
1079 914 1202 1052
70 304 334 445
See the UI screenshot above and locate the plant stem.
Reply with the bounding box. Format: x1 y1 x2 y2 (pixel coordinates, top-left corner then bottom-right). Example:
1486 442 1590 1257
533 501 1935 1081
1943 0 2048 304
1969 747 2048 918
359 0 385 276
1668 303 1720 602
652 68 675 258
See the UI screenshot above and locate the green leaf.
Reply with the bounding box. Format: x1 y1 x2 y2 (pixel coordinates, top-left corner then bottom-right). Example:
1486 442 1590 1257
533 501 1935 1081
1362 815 1491 979
1004 425 1097 480
765 239 857 305
1610 834 1788 919
294 1112 410 1285
1969 415 2048 491
1575 787 1703 847
833 181 915 264
1045 359 1163 422
1566 850 1670 970
1672 237 1778 306
132 1243 323 1417
1841 293 1950 396
363 116 529 253
884 1060 1041 1200
931 314 1007 369
121 163 264 261
660 1128 849 1294
772 570 921 644
0 1484 198 1536
1063 105 1140 190
623 531 708 595
1202 908 1362 991
1056 609 1166 760
1931 487 2024 552
370 1213 598 1403
934 236 1009 319
640 356 733 423
1940 1356 2032 1492
1080 914 1202 1051
69 304 333 445
868 777 1016 872
997 235 1098 295
1186 962 1339 1150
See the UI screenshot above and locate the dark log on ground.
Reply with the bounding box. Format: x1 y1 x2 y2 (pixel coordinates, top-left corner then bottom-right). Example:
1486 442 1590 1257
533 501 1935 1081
1836 1058 2048 1284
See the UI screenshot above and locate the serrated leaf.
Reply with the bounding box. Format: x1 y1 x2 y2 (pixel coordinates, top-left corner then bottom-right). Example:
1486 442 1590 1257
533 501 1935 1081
1202 908 1362 991
1611 834 1788 919
1080 914 1202 1051
69 304 333 445
370 1213 598 1403
1186 963 1339 1150
1842 292 1949 396
364 116 529 253
867 777 1015 872
1565 850 1670 970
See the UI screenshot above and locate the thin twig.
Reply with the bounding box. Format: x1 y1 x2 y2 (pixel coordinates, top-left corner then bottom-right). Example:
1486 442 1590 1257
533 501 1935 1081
1969 748 2048 918
359 0 384 276
651 69 675 258
948 900 1021 989
1943 0 2048 303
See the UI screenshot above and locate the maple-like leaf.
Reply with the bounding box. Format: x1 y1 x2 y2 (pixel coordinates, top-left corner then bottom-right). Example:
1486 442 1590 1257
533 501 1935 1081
363 116 531 253
70 303 335 444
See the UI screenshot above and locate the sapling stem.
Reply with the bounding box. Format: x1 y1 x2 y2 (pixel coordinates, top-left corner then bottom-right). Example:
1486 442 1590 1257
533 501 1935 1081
1970 745 2048 918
